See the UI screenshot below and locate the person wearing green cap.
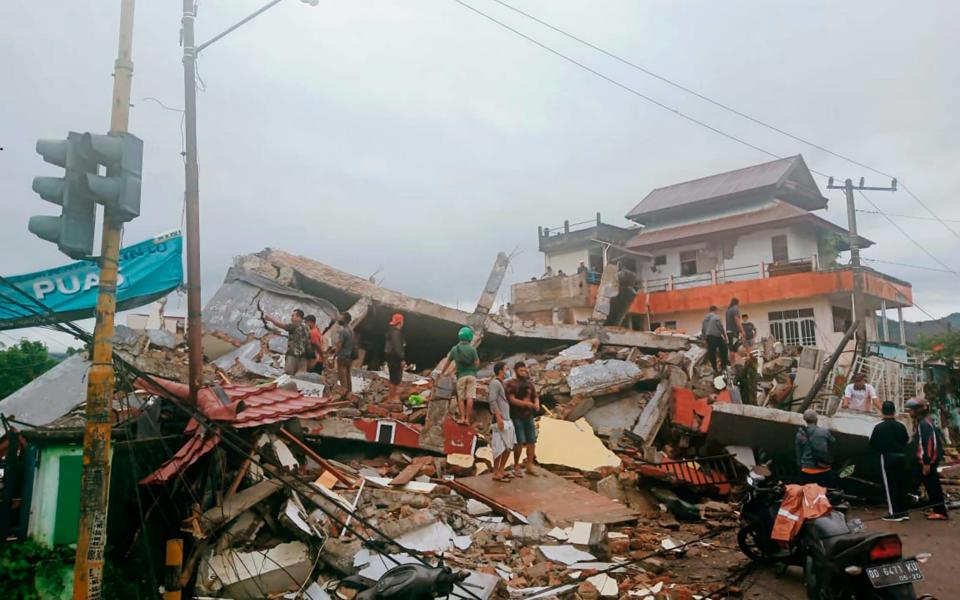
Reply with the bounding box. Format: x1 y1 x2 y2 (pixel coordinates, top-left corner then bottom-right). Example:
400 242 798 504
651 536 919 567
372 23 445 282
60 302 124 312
449 327 480 424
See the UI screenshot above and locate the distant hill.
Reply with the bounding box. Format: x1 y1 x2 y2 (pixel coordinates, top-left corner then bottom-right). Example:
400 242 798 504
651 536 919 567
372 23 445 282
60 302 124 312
876 312 960 345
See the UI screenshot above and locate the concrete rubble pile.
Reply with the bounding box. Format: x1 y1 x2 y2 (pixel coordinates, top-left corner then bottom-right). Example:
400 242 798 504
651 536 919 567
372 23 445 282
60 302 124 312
117 249 958 599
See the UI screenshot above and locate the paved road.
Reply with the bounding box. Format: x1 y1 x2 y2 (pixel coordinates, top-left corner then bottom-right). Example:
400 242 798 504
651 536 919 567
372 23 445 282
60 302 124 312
742 506 956 599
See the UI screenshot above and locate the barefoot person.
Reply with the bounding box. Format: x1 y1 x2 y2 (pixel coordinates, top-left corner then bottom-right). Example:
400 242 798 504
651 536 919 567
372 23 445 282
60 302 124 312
507 361 540 477
488 361 516 481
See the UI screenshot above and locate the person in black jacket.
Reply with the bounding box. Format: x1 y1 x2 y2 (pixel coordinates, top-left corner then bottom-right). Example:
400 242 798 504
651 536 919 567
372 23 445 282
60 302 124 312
870 401 910 521
906 398 948 520
384 313 406 403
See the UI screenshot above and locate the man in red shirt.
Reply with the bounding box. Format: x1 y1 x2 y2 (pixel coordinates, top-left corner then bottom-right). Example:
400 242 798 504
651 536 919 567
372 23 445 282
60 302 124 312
304 315 326 374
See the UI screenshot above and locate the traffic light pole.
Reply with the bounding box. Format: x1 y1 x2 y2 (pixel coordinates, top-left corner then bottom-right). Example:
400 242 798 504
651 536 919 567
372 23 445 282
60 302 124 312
182 0 204 400
73 0 135 598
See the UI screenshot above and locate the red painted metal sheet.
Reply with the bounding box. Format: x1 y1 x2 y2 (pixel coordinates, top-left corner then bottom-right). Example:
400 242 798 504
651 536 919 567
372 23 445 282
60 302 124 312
455 468 638 524
140 429 220 485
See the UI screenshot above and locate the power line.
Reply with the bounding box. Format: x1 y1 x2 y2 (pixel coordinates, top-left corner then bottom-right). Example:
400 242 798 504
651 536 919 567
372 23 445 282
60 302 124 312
455 0 960 282
856 209 960 223
862 258 959 275
856 191 960 279
452 0 786 163
483 0 960 245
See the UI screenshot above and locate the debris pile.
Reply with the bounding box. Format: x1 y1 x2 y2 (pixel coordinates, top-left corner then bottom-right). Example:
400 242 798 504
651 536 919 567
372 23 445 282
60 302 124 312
4 248 955 599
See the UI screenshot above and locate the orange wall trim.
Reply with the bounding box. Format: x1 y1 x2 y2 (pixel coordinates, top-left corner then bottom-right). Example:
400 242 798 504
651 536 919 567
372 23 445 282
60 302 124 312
628 270 912 315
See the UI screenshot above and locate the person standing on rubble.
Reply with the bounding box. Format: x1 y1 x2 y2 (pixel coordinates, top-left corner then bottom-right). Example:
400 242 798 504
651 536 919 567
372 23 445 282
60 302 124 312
843 372 881 413
871 400 910 521
384 313 406 403
334 312 356 395
741 313 757 350
507 361 540 478
795 409 836 487
449 327 480 424
905 398 948 520
264 308 312 375
725 297 746 353
701 305 728 373
305 315 326 375
489 361 516 481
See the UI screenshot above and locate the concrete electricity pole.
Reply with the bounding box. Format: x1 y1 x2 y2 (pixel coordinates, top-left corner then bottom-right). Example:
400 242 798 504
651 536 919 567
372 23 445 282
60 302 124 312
73 0 136 598
827 176 897 360
180 0 317 401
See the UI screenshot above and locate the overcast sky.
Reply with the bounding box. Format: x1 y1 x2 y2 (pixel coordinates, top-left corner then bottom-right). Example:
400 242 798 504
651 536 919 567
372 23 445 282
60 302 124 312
2 0 959 351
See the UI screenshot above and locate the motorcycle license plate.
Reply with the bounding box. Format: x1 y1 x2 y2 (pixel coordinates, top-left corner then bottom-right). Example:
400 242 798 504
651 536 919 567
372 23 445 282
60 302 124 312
865 559 924 588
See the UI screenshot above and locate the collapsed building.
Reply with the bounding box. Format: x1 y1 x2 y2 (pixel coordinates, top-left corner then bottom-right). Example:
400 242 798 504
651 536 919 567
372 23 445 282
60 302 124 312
0 155 956 599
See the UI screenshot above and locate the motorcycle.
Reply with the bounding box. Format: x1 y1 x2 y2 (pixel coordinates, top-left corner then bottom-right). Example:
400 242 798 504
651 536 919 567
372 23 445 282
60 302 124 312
337 561 471 600
736 467 934 600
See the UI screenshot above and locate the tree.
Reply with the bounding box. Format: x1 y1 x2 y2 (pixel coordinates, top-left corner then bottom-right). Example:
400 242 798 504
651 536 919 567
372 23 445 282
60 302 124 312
915 329 960 365
0 339 59 399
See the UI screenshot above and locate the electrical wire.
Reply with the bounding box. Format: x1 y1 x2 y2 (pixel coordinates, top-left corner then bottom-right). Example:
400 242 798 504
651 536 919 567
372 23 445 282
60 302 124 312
857 209 960 224
856 191 960 279
452 0 785 164
458 0 960 280
482 0 960 244
862 258 959 275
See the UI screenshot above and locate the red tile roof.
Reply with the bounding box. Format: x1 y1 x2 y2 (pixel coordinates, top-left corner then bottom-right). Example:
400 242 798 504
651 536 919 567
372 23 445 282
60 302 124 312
137 377 333 429
138 378 334 485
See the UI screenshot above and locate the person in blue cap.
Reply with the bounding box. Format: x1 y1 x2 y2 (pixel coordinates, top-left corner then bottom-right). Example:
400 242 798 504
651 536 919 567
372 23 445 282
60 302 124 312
448 326 480 424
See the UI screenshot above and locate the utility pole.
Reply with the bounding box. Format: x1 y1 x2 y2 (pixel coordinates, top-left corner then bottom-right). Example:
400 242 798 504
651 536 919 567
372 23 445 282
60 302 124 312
73 1 135 598
181 0 204 400
827 176 897 361
180 0 318 400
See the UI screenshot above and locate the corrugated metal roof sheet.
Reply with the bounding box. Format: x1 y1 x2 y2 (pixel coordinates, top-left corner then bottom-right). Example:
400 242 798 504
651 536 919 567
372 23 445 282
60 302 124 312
625 155 818 220
625 201 873 250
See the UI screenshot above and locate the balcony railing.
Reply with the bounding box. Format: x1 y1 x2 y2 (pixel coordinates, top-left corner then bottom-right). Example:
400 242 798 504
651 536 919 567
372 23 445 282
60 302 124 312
642 256 818 293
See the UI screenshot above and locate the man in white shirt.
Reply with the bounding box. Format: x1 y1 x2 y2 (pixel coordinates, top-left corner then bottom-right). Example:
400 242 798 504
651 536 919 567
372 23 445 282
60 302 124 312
843 372 881 413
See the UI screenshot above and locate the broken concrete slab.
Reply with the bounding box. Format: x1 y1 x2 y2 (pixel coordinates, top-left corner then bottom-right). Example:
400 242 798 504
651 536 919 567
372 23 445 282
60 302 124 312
535 417 621 471
583 392 646 433
567 360 645 396
202 541 314 599
707 402 878 458
538 545 596 565
631 381 671 447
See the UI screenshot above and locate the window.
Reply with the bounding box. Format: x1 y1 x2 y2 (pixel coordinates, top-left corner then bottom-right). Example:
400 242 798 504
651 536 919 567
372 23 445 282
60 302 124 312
376 420 396 444
650 321 661 331
664 320 677 330
832 306 852 333
771 235 789 263
652 255 667 270
620 256 638 274
680 250 698 276
768 308 816 347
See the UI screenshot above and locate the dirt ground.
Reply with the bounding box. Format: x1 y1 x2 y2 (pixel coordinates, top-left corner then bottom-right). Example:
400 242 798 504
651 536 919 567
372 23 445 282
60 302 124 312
735 505 958 599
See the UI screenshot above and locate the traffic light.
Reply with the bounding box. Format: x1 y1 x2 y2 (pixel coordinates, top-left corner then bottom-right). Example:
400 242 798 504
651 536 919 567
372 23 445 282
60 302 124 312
30 132 98 259
79 132 143 223
29 131 143 259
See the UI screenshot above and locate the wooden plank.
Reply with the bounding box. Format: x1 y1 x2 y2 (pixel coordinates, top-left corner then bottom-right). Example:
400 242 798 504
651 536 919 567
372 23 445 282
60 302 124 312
389 463 422 486
455 468 637 525
278 427 353 485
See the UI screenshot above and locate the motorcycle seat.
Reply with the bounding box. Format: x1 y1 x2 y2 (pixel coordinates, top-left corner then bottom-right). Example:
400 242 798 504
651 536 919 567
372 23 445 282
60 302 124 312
820 531 876 558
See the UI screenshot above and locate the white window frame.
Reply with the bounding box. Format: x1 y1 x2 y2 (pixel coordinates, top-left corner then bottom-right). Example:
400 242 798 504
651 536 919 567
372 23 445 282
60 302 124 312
769 308 816 347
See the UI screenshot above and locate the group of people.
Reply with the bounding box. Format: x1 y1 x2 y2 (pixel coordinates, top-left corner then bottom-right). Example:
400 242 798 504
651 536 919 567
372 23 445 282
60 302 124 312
264 308 357 393
701 297 756 373
795 399 948 522
445 326 540 481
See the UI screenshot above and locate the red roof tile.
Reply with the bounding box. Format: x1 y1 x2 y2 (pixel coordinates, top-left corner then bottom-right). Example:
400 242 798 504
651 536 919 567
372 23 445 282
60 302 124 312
138 378 334 484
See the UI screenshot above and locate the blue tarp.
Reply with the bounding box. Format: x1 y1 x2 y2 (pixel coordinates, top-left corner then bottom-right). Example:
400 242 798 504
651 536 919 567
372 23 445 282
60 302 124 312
0 231 183 330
